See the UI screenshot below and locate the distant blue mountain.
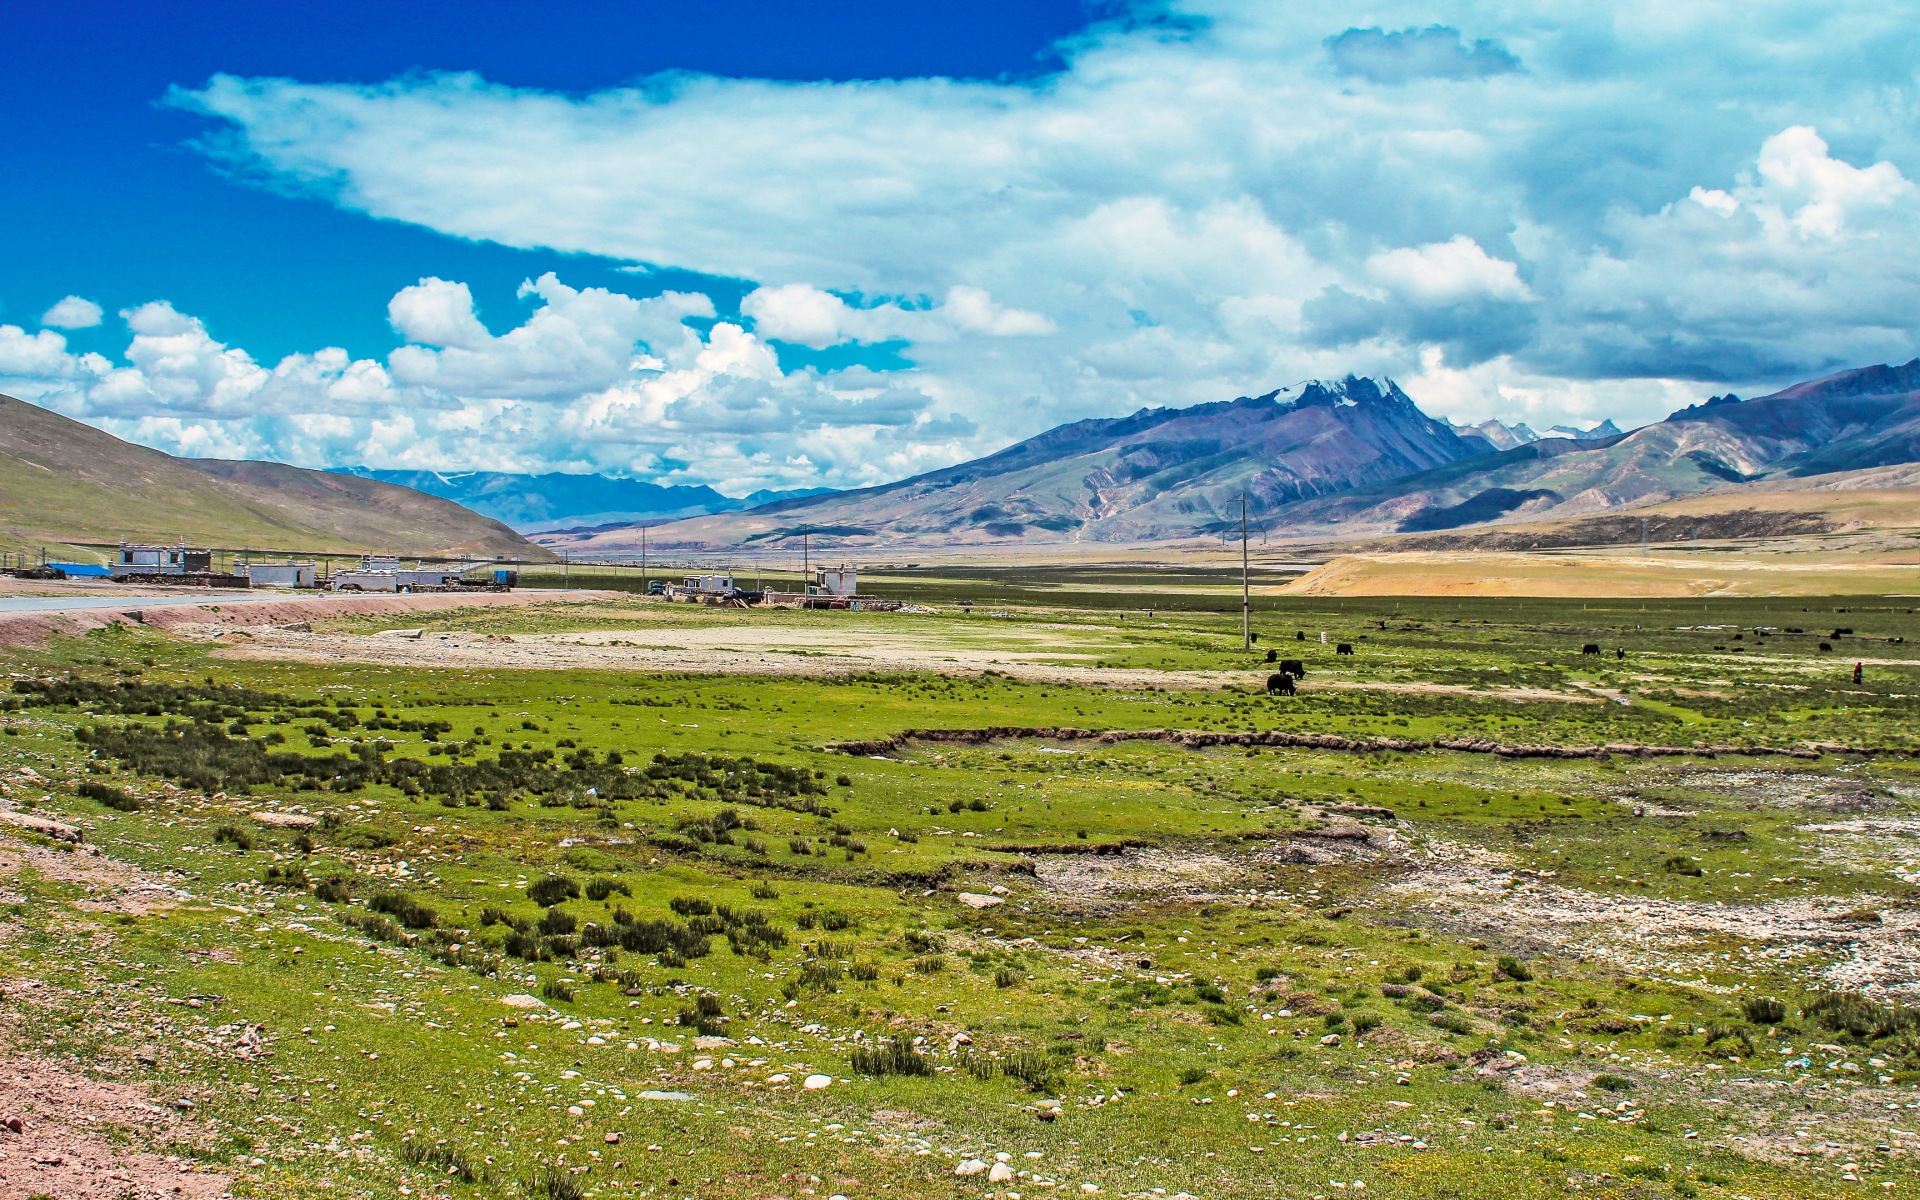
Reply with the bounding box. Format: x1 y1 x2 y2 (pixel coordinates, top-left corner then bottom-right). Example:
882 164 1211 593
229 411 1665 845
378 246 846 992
330 468 834 532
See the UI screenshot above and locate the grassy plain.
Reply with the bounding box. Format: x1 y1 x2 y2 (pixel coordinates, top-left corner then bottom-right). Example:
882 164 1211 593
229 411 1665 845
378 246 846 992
3 578 1920 1200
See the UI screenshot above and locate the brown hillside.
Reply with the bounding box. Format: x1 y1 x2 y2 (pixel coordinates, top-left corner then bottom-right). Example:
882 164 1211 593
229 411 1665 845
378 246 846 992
0 395 550 560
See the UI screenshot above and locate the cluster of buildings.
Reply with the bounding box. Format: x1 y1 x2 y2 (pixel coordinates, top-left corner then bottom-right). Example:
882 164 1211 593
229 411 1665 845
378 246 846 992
660 565 897 610
98 544 513 592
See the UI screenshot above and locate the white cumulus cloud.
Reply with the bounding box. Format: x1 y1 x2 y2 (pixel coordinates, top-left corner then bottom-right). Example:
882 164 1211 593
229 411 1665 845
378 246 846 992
739 283 1052 348
1365 237 1533 306
2 276 972 494
41 295 104 329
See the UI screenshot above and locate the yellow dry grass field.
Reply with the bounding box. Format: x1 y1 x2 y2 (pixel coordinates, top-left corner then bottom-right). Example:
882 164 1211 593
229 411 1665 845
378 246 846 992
1281 549 1920 597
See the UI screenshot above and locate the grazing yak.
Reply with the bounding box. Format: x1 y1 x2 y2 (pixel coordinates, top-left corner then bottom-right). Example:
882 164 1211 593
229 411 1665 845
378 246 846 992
1582 643 1601 655
1335 643 1354 655
1266 673 1297 695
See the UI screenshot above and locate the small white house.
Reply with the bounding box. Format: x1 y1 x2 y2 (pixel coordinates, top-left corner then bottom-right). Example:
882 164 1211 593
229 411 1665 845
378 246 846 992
108 543 211 577
810 567 858 597
245 562 316 588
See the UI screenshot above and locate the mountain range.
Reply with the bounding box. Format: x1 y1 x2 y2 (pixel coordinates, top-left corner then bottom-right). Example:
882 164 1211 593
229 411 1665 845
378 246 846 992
11 355 1919 564
542 361 1920 553
0 395 547 560
331 468 834 532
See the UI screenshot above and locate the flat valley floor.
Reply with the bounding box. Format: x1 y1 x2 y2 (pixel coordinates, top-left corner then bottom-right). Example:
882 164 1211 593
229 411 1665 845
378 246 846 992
2 581 1919 1199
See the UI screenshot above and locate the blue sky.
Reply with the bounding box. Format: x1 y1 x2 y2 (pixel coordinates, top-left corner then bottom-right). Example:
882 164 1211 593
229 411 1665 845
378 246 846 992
6 2 1920 493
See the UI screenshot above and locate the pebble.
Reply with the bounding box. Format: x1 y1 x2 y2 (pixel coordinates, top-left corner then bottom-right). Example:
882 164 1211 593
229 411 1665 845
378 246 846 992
955 1159 988 1177
803 1074 832 1090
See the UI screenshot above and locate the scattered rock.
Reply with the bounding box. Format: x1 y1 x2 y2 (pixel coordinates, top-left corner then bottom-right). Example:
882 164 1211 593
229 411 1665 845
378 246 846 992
1299 821 1372 842
955 1159 988 1177
803 1074 832 1090
251 811 319 830
1325 803 1396 819
500 994 547 1009
605 1132 622 1144
956 892 1005 909
0 811 81 842
989 1161 1016 1182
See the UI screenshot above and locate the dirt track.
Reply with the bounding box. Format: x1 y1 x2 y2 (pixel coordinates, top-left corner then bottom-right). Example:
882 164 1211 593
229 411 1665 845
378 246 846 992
0 589 623 648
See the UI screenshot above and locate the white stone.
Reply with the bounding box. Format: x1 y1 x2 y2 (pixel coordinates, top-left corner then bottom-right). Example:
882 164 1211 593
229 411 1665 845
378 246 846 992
803 1074 832 1090
956 892 1005 909
252 811 319 829
767 1073 791 1084
989 1162 1016 1182
955 1160 988 1177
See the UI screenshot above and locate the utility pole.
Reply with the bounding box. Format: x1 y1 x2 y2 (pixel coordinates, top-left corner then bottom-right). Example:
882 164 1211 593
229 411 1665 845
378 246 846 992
641 524 648 595
802 528 810 595
1239 492 1251 652
563 550 570 589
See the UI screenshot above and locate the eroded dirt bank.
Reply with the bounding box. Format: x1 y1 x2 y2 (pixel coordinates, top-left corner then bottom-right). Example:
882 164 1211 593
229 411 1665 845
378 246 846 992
0 589 622 648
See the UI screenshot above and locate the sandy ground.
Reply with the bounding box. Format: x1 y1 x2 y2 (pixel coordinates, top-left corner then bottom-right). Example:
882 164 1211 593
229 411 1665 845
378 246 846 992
200 623 1600 703
0 834 228 1199
0 1048 232 1200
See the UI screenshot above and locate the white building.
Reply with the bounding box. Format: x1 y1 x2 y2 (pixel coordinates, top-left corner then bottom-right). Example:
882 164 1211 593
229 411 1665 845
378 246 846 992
244 561 317 588
811 567 857 597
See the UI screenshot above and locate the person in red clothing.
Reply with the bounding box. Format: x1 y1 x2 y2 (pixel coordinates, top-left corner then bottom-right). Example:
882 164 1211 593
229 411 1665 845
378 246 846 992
1854 661 1864 685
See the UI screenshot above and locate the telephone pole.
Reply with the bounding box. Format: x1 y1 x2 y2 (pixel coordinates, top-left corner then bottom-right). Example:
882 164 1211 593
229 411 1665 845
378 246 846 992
802 528 811 594
1239 493 1251 652
641 524 648 594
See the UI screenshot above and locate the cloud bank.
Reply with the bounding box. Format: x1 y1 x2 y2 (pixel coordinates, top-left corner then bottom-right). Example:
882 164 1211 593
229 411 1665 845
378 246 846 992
11 0 1920 487
0 276 983 494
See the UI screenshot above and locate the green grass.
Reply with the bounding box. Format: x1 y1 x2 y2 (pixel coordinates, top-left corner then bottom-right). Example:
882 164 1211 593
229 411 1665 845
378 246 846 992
0 582 1916 1197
